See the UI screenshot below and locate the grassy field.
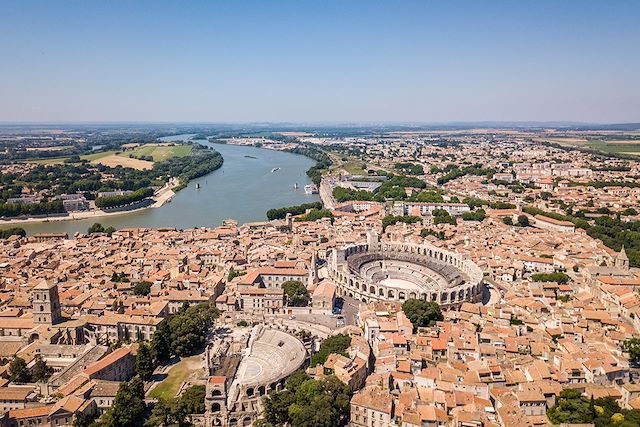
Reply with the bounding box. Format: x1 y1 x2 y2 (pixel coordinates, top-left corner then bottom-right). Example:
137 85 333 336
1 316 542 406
332 161 369 176
29 157 68 165
537 136 640 157
148 356 201 400
125 144 192 162
26 144 192 167
586 141 640 155
28 150 116 165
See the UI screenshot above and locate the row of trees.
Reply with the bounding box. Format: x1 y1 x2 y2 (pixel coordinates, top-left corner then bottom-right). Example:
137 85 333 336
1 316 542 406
95 188 154 209
432 209 456 225
295 208 334 223
394 162 424 175
462 196 515 210
286 144 333 185
530 272 571 284
407 191 444 203
0 227 26 239
153 148 223 183
436 164 494 185
266 202 323 220
461 209 486 222
88 222 116 236
0 200 65 218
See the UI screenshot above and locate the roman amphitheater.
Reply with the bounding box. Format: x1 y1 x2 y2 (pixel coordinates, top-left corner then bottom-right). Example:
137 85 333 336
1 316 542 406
327 232 484 308
204 325 308 427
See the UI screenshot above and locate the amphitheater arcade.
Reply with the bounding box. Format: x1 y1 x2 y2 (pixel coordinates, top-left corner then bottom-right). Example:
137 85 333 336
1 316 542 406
327 233 483 308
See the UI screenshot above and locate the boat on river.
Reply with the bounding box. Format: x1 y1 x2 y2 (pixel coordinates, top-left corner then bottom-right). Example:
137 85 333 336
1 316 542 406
304 184 318 194
271 167 280 172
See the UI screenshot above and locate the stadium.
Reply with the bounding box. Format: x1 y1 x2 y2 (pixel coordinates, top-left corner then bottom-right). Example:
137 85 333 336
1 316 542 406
327 232 483 308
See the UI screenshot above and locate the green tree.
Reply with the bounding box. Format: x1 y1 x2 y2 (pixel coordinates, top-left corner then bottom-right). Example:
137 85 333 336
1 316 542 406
145 399 173 427
263 374 351 427
31 355 53 382
624 338 640 364
102 377 146 427
88 223 105 234
0 227 26 239
178 385 206 415
530 272 570 284
72 411 94 427
516 215 530 227
432 209 456 225
402 299 443 330
462 209 486 222
135 342 154 381
547 389 594 425
133 281 152 296
151 320 172 363
310 334 351 367
282 281 310 307
8 356 30 383
264 390 296 425
286 371 311 392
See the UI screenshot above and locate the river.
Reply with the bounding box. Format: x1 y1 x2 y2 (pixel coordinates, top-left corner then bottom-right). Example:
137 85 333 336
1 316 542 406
4 136 319 236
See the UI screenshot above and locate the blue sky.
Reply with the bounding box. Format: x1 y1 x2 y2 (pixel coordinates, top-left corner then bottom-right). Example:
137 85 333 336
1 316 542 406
1 0 639 123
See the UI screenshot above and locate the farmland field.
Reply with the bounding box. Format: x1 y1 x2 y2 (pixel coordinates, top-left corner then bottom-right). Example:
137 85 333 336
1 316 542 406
586 141 640 155
28 150 116 165
26 144 193 167
537 136 640 157
91 154 154 170
125 144 192 162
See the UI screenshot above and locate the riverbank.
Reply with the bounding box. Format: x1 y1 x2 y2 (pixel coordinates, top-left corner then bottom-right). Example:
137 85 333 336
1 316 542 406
0 178 179 226
2 143 320 236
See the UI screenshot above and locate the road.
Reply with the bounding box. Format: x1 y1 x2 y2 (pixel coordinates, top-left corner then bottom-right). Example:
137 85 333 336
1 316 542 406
339 295 362 326
319 178 337 210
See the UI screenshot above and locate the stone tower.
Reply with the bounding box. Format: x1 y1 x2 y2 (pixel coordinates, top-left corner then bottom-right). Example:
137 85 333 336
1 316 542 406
205 376 228 426
307 252 319 288
32 280 61 325
616 246 630 271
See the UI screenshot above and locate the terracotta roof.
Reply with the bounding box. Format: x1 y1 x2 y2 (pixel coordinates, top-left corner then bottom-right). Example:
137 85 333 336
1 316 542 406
83 347 131 376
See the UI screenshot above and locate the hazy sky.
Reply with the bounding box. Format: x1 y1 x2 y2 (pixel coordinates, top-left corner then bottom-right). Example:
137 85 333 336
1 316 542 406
1 0 639 123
